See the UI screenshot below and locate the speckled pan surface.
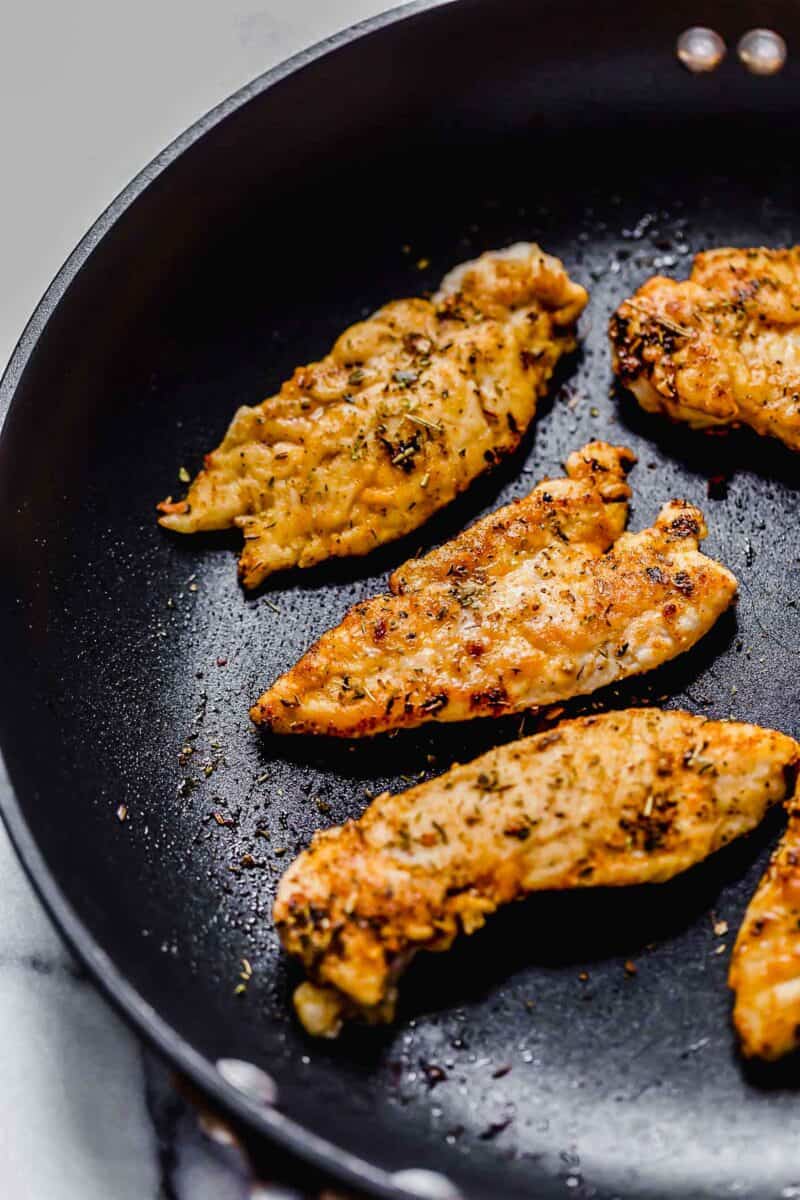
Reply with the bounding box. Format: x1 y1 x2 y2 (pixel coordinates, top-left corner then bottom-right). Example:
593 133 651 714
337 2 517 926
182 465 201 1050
1 1 800 1198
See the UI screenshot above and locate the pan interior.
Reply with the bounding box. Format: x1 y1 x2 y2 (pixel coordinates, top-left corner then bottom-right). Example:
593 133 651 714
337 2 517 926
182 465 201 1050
2 10 800 1197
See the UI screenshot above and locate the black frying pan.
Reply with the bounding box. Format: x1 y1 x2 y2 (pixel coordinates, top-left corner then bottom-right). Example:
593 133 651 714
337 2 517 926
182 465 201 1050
2 2 800 1197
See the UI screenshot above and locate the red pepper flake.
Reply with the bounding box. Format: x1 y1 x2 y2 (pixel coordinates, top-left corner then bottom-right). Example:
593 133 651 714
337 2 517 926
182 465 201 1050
216 657 228 667
707 473 729 500
421 1061 447 1088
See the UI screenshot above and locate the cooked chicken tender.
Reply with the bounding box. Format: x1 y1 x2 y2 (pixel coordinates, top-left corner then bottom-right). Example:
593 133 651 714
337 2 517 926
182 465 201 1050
157 244 587 588
251 442 737 737
610 246 800 452
274 709 798 1037
730 793 800 1061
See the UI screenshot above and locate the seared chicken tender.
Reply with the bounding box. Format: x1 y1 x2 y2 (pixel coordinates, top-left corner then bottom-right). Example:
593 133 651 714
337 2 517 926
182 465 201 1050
251 442 737 737
158 243 587 588
274 709 798 1037
730 793 800 1061
610 246 800 452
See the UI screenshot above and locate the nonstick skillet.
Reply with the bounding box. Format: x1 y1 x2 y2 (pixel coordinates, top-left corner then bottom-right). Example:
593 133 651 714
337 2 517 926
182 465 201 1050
2 1 800 1197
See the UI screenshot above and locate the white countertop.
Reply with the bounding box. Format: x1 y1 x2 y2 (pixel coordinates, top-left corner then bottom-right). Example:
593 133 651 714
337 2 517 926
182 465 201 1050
0 4 391 1196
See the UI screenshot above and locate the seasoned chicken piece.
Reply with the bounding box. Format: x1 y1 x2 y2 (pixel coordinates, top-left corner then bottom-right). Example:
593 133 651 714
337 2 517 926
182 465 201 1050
730 792 800 1061
157 243 587 588
251 442 737 737
274 709 798 1037
610 247 800 452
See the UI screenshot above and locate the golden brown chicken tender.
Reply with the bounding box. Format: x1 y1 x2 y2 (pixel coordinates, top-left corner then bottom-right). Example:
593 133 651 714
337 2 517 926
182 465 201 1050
251 442 737 737
730 794 800 1061
610 247 800 452
158 243 587 588
274 708 798 1037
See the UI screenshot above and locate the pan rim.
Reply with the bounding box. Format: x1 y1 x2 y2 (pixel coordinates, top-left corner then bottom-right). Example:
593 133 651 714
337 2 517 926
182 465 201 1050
0 3 461 1198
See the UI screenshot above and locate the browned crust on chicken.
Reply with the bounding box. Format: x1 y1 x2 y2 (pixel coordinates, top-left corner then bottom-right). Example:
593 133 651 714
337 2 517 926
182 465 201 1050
610 246 800 452
730 790 800 1060
273 708 798 1037
157 244 587 588
250 442 737 737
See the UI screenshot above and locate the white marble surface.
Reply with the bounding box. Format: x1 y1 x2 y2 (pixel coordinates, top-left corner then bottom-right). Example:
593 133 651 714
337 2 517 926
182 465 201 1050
0 3 392 1196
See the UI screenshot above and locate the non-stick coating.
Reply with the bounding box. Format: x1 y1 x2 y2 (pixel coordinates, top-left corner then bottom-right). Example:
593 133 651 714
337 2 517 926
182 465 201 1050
2 2 800 1197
